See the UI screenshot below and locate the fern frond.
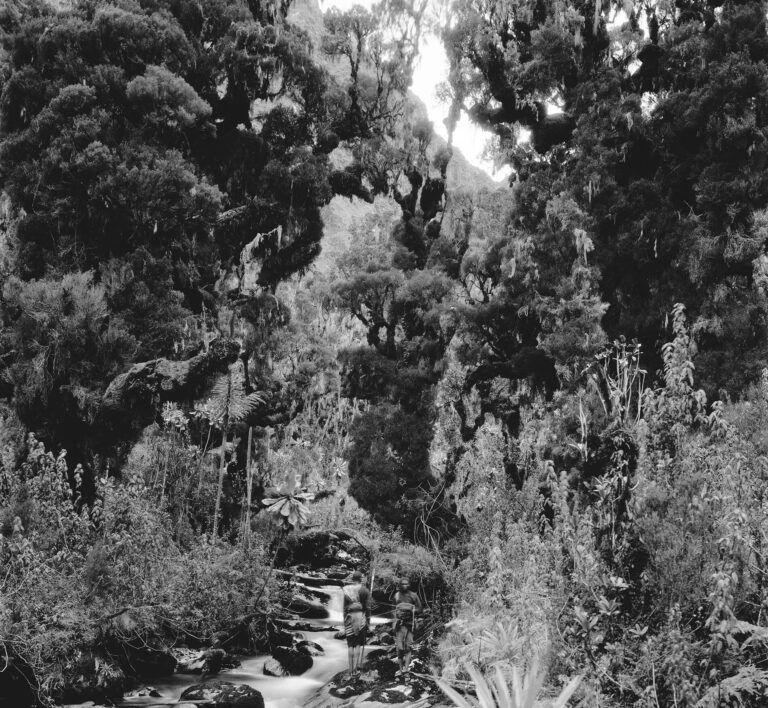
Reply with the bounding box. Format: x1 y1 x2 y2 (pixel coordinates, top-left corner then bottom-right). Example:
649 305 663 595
198 365 264 426
695 666 768 708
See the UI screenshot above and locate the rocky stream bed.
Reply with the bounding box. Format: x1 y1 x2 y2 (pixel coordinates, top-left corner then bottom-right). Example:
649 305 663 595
58 531 450 708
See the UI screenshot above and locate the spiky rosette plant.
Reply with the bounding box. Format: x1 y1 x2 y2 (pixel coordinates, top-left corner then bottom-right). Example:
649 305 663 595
436 661 581 708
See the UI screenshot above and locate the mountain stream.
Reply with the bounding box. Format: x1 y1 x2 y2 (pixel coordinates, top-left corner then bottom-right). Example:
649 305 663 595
123 583 388 708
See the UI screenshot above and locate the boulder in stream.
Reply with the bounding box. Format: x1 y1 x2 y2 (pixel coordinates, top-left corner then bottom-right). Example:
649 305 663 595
175 648 236 675
268 620 295 648
304 649 440 707
272 646 313 675
283 593 329 619
122 646 177 677
296 639 324 657
278 619 335 632
124 686 161 698
263 657 287 677
179 680 264 708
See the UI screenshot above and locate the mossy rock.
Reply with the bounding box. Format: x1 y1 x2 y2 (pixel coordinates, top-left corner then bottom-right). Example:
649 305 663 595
179 680 264 708
272 646 313 675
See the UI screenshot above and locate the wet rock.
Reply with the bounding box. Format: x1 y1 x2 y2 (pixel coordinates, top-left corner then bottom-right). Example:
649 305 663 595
362 651 399 682
329 684 357 699
263 658 286 677
275 530 368 571
293 571 342 587
176 648 235 675
305 647 440 707
296 639 325 657
283 593 329 619
124 686 161 698
179 680 264 708
272 646 313 675
365 648 391 661
121 646 177 678
369 684 417 703
301 586 332 602
173 648 201 671
278 619 335 632
267 620 295 648
323 567 353 581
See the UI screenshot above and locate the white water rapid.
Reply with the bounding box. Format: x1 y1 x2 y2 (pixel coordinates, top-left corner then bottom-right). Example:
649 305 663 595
123 583 386 708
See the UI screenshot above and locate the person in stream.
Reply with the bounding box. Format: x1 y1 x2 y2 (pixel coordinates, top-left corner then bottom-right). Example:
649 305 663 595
393 577 422 676
342 570 370 674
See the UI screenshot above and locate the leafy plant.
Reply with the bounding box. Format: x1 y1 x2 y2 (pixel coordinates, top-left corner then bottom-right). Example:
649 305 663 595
436 661 581 708
262 469 313 531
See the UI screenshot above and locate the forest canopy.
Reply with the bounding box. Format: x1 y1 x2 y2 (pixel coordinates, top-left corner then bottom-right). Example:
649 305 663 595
3 0 768 705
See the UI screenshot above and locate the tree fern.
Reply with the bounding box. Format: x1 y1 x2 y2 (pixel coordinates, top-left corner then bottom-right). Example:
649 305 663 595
195 362 264 537
194 364 264 429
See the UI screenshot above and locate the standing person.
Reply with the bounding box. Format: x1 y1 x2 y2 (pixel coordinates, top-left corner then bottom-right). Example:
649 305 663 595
393 577 422 676
342 570 370 674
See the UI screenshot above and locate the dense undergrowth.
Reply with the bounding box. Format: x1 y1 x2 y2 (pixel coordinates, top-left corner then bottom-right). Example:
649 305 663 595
0 429 278 704
0 409 445 706
434 308 768 705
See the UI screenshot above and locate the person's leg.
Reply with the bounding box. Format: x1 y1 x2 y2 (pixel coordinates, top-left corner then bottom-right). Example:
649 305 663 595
347 643 355 673
355 643 364 670
356 623 367 669
395 624 406 672
402 627 413 672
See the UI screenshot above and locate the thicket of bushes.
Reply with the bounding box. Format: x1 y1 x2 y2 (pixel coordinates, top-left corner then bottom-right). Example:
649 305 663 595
435 309 768 705
0 429 279 705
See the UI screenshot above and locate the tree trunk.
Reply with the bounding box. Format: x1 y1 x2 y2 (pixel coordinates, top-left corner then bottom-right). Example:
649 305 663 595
244 425 254 546
212 375 232 538
197 426 212 494
159 442 170 507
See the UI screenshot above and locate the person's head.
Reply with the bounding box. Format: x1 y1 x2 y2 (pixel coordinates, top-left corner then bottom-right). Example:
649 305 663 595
398 577 410 591
351 570 363 583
